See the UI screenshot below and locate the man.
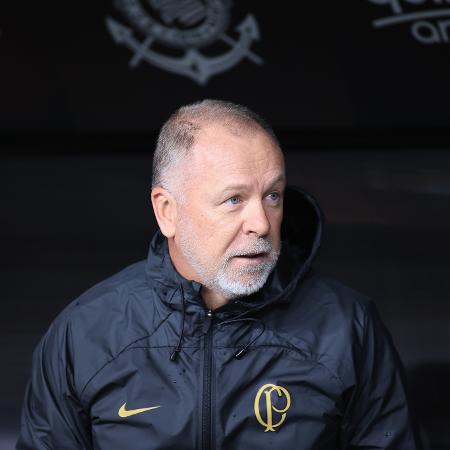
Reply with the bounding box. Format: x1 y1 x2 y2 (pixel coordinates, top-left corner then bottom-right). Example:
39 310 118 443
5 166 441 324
18 99 423 449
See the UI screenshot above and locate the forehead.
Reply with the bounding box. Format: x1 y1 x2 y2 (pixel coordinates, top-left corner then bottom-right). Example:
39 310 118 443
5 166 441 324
186 123 285 186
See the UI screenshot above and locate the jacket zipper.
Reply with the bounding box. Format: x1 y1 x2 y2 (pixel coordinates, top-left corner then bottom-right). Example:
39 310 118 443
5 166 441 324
202 309 214 450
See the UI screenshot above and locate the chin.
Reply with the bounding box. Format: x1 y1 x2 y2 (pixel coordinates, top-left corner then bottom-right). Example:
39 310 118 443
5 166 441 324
216 273 269 299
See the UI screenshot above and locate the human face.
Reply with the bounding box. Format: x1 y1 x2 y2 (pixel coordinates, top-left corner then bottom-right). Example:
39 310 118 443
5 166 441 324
172 123 285 299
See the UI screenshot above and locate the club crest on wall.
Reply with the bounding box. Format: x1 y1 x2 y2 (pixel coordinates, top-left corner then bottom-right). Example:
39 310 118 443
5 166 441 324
105 0 263 84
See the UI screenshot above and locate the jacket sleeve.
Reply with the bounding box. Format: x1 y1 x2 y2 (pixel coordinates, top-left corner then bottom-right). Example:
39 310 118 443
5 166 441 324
340 300 424 449
16 318 92 450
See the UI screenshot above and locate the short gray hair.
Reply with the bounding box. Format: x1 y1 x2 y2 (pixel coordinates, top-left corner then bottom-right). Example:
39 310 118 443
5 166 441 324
151 99 280 190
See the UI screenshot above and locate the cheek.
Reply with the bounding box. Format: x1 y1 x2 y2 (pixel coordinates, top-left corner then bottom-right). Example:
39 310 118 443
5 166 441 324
202 214 243 254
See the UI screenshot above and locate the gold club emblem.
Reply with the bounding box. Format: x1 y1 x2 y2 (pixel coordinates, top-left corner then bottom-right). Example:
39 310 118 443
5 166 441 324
254 384 291 432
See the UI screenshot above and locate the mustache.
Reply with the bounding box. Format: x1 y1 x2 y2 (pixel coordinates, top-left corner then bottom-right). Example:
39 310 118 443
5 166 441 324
226 238 273 258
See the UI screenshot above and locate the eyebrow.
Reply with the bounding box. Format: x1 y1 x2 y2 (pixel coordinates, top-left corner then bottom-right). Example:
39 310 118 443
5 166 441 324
267 174 287 189
220 175 286 194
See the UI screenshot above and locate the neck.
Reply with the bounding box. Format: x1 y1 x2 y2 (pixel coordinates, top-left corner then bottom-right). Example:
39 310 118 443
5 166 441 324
201 286 229 311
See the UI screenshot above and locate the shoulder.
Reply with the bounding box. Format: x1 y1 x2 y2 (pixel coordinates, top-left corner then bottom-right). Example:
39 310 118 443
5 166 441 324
34 259 162 397
269 271 385 382
293 271 372 330
51 259 149 333
268 271 377 347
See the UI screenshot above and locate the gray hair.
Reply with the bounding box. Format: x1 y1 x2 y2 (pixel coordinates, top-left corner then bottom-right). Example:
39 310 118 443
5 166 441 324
151 99 280 191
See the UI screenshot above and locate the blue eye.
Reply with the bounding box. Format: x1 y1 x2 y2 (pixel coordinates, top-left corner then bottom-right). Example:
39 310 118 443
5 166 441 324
267 192 280 201
227 196 241 205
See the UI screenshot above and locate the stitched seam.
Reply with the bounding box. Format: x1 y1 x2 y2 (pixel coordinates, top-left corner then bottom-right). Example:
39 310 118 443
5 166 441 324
252 322 347 389
217 343 346 390
121 344 345 389
126 345 201 349
79 311 174 400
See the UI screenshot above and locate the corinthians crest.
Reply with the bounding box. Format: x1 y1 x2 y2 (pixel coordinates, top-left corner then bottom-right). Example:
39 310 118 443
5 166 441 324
105 0 263 84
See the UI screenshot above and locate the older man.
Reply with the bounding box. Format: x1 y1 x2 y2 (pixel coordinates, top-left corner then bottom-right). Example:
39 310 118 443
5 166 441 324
18 100 423 449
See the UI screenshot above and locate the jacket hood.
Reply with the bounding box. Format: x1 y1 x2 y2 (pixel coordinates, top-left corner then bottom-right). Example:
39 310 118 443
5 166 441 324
145 186 323 315
235 186 323 313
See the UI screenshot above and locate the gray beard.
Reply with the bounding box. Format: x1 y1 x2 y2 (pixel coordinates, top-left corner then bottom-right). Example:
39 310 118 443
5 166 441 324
178 230 279 299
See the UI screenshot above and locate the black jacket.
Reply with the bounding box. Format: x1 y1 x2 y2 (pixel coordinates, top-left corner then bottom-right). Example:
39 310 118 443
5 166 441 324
17 188 423 449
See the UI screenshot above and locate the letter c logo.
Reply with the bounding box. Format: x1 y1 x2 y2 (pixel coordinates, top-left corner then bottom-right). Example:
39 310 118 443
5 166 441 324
254 383 291 432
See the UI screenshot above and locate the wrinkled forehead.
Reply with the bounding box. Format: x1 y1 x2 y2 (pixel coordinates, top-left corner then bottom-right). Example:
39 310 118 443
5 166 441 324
182 123 285 190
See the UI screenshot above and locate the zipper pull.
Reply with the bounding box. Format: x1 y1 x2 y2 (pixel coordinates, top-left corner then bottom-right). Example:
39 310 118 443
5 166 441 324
203 309 214 333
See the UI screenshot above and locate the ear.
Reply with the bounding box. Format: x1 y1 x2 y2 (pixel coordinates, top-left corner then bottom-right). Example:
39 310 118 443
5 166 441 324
151 186 178 238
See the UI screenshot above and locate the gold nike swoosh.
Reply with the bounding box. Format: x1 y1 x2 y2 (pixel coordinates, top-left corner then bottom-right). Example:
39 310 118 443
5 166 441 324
118 402 161 418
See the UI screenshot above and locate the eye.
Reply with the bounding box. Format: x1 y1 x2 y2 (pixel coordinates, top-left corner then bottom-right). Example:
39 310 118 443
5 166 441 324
226 195 241 205
267 192 280 202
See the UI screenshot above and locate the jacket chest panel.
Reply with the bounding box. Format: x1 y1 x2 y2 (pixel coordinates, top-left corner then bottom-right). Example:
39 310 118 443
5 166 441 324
85 343 342 450
213 347 342 450
88 347 202 450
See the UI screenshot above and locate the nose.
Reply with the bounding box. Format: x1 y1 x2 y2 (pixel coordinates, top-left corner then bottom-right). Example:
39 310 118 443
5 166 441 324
242 200 270 237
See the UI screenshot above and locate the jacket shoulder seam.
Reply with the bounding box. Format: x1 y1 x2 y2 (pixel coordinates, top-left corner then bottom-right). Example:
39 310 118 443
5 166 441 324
79 311 174 401
243 343 347 390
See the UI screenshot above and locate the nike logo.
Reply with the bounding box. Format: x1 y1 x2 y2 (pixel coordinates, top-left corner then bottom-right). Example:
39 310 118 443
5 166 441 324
118 402 161 418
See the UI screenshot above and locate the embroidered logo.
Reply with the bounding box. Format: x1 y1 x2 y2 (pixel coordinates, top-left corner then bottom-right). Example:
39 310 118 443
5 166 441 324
254 384 291 432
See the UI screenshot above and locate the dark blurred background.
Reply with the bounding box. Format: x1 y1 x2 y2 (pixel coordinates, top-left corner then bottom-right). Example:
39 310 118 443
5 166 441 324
1 1 450 449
